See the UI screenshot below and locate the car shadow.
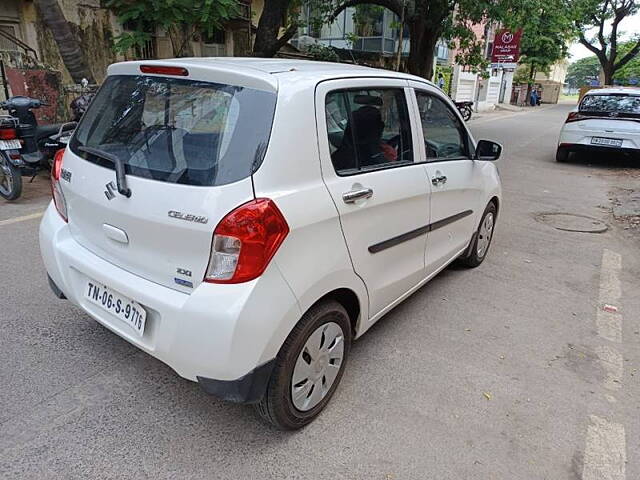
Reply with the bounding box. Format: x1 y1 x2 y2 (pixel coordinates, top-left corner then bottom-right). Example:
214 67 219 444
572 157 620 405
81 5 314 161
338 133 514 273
562 150 640 171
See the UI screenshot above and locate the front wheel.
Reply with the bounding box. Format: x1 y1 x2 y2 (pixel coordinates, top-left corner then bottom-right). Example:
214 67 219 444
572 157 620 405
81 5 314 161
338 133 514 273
255 300 352 430
458 202 497 268
0 152 22 201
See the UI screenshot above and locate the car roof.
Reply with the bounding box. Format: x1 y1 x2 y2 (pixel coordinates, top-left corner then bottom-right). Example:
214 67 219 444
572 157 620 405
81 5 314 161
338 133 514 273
585 87 640 96
107 57 436 91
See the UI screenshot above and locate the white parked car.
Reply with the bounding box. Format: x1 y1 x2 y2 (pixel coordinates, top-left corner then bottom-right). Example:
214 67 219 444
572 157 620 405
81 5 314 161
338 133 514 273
40 59 502 429
557 87 640 162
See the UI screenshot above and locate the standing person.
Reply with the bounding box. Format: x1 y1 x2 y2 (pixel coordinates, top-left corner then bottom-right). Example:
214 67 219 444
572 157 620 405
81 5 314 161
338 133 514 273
530 87 538 107
437 72 445 90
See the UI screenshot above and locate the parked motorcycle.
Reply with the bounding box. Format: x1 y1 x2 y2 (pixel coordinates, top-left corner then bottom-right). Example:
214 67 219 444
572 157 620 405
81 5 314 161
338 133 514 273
0 96 76 201
454 101 474 122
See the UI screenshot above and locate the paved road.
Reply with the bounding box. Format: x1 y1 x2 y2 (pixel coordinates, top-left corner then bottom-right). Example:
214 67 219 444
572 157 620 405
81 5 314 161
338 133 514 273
2 105 639 479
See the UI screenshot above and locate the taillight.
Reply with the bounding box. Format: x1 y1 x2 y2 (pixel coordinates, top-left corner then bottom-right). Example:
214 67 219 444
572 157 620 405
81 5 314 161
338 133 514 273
51 148 68 222
205 199 289 284
0 128 16 140
566 111 583 123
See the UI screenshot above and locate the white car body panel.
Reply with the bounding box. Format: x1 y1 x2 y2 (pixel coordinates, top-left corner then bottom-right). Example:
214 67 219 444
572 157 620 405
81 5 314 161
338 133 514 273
63 149 254 293
40 203 301 381
315 78 431 318
40 58 502 395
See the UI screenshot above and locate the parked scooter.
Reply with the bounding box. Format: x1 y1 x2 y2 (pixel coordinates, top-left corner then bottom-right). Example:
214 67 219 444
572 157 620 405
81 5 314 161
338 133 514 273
0 96 76 200
454 101 474 122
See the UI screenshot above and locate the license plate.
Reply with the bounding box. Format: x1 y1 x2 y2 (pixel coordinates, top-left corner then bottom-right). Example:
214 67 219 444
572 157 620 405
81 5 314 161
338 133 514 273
591 137 623 147
85 281 146 337
0 139 21 150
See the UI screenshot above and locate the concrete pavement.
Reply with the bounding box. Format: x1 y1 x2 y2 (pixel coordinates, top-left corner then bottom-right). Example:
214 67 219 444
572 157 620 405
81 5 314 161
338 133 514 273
1 104 639 479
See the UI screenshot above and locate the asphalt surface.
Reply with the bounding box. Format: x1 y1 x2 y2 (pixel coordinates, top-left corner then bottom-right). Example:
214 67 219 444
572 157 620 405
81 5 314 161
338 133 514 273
2 104 639 479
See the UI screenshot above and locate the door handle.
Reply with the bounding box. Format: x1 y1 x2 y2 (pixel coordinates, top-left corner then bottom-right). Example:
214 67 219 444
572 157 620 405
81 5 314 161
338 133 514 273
431 175 447 186
342 187 373 203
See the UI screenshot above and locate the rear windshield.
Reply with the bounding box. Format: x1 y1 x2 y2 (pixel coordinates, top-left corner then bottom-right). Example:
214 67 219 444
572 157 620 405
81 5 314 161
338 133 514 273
70 75 276 186
579 94 640 114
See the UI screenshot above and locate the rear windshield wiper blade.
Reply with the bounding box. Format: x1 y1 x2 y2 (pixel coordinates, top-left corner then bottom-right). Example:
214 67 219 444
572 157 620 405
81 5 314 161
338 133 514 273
78 146 131 198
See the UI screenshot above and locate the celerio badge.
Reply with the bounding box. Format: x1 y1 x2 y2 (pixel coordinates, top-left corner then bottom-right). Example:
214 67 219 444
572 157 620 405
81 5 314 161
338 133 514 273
168 210 208 224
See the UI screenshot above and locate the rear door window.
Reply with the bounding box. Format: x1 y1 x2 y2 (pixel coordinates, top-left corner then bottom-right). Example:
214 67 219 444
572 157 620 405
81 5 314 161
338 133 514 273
325 88 413 175
71 75 276 186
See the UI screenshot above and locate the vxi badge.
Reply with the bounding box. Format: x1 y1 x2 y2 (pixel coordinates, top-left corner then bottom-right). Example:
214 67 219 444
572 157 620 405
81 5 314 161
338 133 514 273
168 210 209 224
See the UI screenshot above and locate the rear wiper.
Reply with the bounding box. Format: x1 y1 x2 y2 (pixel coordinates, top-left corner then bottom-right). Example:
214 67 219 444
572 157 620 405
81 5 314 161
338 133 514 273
79 146 131 198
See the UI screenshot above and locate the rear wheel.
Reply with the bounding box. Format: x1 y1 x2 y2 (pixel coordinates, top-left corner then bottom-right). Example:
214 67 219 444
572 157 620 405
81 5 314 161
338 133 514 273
0 152 22 201
555 147 569 162
461 106 472 121
255 300 351 430
458 202 496 268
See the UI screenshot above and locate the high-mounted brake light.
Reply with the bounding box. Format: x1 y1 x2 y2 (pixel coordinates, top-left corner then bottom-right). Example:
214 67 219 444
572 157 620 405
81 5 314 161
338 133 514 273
51 148 68 222
0 128 16 140
205 199 289 284
140 65 189 76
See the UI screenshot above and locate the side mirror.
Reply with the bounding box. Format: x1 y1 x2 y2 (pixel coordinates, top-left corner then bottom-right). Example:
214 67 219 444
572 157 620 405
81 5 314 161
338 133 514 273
475 139 502 161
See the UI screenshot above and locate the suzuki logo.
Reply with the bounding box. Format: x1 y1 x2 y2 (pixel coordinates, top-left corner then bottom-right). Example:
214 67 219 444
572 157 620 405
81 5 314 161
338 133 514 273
104 181 117 200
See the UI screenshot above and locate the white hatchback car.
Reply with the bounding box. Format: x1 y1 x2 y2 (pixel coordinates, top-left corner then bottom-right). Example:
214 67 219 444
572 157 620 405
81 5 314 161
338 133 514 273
40 59 502 429
557 87 640 162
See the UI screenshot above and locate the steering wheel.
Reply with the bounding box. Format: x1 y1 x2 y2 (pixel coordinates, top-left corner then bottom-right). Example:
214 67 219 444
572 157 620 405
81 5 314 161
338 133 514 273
425 140 438 158
437 143 461 157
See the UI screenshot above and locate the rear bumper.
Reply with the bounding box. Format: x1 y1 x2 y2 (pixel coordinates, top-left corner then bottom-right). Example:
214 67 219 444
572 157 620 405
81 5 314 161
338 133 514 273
558 143 640 157
39 203 301 403
558 126 640 152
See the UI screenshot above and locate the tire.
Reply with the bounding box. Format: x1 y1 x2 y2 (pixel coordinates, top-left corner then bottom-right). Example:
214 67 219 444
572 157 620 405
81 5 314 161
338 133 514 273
0 152 22 201
458 202 497 268
462 106 472 122
555 147 569 162
255 300 352 430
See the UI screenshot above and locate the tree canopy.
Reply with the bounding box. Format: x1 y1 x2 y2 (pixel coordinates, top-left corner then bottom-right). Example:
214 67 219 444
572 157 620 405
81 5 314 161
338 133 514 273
566 55 600 87
569 0 640 84
106 0 239 57
566 40 640 87
503 0 573 81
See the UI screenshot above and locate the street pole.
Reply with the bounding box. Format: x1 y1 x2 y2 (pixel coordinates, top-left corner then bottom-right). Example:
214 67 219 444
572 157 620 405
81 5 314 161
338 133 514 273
395 0 406 71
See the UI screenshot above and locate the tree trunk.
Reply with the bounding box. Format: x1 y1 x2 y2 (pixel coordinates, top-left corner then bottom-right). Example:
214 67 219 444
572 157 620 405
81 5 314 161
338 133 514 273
526 63 535 101
602 62 614 86
406 19 440 79
253 0 295 57
168 25 194 57
34 0 95 83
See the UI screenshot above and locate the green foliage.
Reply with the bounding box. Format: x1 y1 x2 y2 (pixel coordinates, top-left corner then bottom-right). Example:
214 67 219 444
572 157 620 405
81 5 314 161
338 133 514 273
106 0 239 56
502 0 574 77
352 5 384 37
434 65 452 92
566 55 600 87
345 32 359 49
566 41 640 87
613 40 640 84
567 0 640 83
304 43 340 62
